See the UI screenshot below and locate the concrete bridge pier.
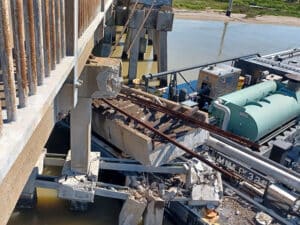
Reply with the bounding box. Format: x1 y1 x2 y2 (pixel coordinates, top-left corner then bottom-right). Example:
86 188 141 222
58 57 122 210
128 9 145 84
16 150 46 209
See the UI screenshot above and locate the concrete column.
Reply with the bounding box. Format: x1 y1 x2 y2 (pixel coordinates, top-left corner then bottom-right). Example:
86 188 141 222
119 198 147 225
156 31 168 86
152 29 158 61
16 168 38 208
122 28 132 59
139 28 147 60
147 29 154 45
128 10 145 84
17 149 46 208
70 97 92 174
143 199 165 225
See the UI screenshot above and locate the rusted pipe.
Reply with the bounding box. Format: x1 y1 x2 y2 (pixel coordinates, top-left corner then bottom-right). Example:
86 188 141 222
26 0 38 93
0 0 17 121
11 0 28 108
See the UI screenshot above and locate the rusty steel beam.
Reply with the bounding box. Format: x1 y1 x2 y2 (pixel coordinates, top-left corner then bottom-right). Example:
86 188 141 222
34 0 45 85
25 0 38 94
55 0 61 64
0 0 17 121
101 99 243 181
11 0 28 108
50 0 56 70
43 0 51 77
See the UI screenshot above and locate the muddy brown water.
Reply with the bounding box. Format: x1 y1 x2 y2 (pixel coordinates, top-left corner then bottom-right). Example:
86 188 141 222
8 19 300 225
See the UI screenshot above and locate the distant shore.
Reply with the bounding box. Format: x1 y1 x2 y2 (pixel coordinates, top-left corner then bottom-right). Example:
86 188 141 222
174 9 300 27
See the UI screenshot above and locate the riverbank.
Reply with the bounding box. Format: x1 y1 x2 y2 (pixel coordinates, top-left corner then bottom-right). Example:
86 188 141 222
174 9 300 27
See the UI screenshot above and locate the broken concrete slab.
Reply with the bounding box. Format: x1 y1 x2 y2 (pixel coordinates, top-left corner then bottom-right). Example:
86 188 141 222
143 199 165 225
92 88 208 167
58 151 100 203
119 197 147 225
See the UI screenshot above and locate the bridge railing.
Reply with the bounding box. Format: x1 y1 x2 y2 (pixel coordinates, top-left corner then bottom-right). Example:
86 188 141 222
78 0 103 37
0 0 67 135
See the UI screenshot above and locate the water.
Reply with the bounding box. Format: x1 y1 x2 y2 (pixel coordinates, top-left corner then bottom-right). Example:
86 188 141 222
119 19 300 83
8 18 300 225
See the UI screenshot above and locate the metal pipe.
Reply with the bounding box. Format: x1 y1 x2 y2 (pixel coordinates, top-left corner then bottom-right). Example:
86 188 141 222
142 53 259 80
213 99 231 130
211 133 300 179
0 0 17 121
207 136 300 192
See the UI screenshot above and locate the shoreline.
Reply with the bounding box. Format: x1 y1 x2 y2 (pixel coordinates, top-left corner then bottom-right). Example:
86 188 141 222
174 9 300 27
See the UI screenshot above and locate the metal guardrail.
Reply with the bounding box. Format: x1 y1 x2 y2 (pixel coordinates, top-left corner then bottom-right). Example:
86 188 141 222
0 0 68 134
142 53 260 92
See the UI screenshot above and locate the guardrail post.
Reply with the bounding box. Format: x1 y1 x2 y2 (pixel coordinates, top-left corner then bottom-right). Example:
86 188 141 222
0 0 17 121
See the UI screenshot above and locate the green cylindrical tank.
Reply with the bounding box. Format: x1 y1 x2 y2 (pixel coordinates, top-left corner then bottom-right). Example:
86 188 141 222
220 81 278 106
213 81 300 141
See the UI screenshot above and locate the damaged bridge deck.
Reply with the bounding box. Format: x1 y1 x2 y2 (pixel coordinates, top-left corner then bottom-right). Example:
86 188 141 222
92 87 209 166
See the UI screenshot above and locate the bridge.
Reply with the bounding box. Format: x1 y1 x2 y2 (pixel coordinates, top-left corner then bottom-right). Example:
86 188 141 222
0 1 115 224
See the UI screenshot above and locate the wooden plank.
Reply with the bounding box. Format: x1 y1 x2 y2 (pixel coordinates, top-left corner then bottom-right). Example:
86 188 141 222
34 0 45 86
0 0 17 121
23 0 37 95
11 0 28 107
